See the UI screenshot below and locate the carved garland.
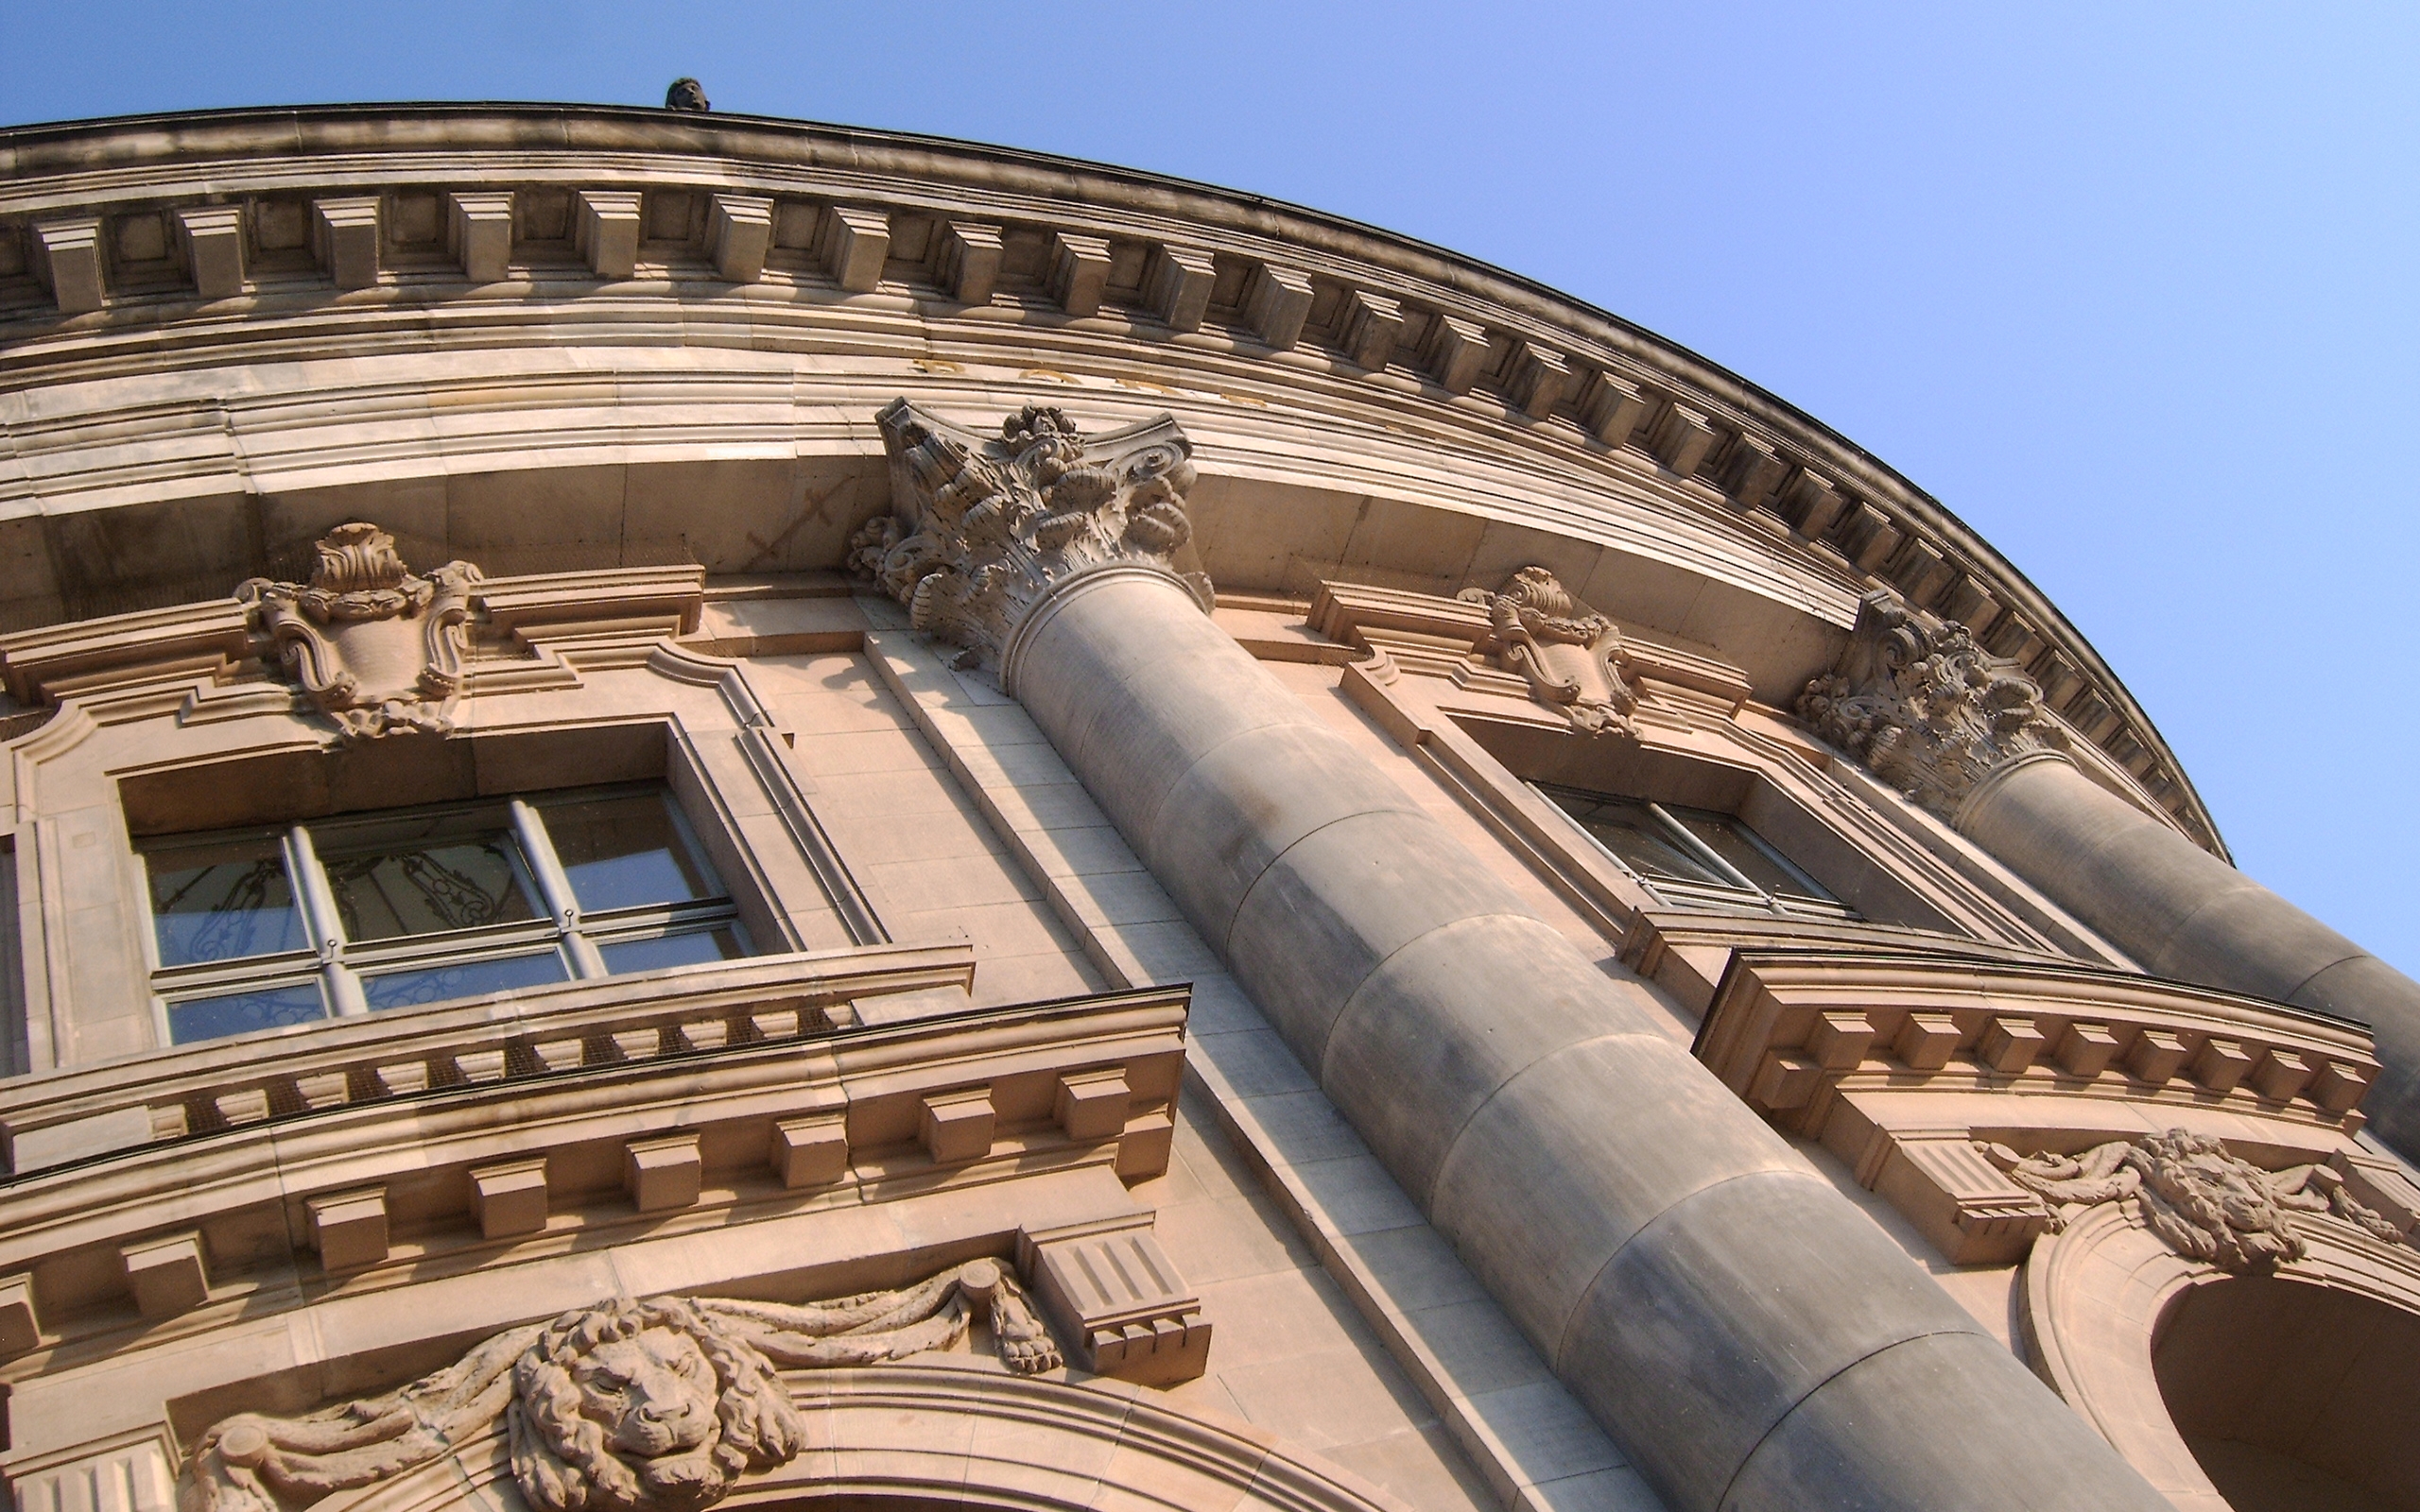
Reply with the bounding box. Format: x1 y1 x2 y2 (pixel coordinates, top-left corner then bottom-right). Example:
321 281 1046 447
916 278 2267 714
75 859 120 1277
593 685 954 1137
849 401 1209 673
1980 1128 2407 1273
235 524 483 743
182 1261 1057 1512
1796 589 2064 817
1456 567 1636 736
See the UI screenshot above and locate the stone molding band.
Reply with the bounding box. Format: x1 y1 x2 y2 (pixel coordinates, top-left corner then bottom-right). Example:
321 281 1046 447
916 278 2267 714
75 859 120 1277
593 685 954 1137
0 104 2221 852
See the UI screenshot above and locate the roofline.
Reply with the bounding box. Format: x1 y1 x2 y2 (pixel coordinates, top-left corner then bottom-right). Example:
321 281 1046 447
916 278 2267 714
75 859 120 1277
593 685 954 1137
0 100 2221 855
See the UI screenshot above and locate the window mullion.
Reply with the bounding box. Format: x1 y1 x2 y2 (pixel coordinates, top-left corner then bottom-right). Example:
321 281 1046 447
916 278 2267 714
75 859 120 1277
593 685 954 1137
285 825 369 1017
510 799 608 979
1644 803 1766 897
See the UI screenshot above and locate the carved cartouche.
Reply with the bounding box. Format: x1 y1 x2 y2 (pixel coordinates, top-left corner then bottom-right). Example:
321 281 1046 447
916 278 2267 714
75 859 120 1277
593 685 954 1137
235 523 482 744
1457 566 1636 735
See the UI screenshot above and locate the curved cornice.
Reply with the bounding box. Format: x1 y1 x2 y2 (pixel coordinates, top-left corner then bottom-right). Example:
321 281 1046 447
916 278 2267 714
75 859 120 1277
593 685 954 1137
0 103 2221 853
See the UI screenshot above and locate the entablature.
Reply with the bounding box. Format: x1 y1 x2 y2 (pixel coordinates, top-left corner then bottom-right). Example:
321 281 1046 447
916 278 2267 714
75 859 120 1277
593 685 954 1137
1696 948 2418 1266
0 975 1185 1367
0 105 2218 852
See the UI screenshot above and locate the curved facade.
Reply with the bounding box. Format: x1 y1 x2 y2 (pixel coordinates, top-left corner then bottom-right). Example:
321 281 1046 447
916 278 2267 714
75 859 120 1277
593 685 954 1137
0 103 2412 1512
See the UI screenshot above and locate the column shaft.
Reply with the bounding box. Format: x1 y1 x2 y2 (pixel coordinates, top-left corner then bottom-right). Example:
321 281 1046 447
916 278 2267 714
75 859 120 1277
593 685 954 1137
1009 571 2168 1512
1960 755 2420 1154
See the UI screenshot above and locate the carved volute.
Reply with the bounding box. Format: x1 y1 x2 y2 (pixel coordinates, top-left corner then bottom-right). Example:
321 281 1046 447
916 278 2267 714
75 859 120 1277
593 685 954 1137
235 524 483 742
1796 588 2066 817
849 401 1209 674
1457 566 1636 735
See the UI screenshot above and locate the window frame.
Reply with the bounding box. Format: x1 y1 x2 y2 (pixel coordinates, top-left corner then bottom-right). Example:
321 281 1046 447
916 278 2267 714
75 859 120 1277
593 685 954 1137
1532 782 1855 921
140 782 748 1043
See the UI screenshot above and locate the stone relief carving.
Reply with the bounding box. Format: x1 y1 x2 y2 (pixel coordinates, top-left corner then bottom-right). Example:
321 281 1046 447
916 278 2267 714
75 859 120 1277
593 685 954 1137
182 1260 1057 1512
1796 589 2065 817
1456 567 1636 735
1980 1128 2407 1273
235 524 483 743
850 400 1209 671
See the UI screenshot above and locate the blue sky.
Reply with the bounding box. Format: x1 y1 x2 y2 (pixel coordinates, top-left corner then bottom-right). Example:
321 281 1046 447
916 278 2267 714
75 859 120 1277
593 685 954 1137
9 3 2419 971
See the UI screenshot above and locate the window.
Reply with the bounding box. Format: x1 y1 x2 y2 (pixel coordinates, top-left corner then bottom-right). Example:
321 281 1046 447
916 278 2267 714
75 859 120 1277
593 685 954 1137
1538 783 1852 919
139 784 750 1044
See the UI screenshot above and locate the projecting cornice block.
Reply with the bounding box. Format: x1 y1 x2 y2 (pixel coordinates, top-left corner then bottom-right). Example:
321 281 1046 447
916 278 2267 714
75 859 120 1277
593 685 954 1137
573 190 642 279
1577 369 1651 446
32 218 104 314
706 193 773 283
120 1232 208 1317
1144 244 1216 333
1506 341 1573 419
307 1188 391 1272
1340 288 1405 369
1421 312 1490 394
1048 231 1112 317
934 219 1003 305
446 191 515 283
819 206 890 292
172 206 246 299
1241 263 1313 350
310 197 381 289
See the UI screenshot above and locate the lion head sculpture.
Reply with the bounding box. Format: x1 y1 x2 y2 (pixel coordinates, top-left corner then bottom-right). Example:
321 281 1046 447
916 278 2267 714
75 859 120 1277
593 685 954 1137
510 1297 803 1512
1983 1127 2408 1274
182 1260 1054 1512
2125 1129 2308 1272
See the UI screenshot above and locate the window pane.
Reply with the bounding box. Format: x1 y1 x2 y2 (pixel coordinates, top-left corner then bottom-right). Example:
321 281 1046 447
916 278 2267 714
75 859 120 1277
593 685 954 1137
1666 807 1838 902
598 926 746 975
362 951 568 1010
317 816 541 942
167 982 326 1043
144 834 309 966
1547 793 1731 888
538 791 718 913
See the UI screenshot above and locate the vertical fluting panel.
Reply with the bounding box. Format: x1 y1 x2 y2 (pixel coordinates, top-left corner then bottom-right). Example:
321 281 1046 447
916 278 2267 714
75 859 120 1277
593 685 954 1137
1007 570 2169 1512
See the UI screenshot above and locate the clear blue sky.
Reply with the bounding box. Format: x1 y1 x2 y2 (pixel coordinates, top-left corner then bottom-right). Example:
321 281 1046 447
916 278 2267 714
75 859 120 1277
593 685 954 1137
9 4 2418 971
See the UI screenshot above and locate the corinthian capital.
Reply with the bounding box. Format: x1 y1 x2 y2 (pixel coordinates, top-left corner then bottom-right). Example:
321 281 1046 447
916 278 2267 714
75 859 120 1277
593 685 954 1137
1796 590 2065 816
850 399 1210 672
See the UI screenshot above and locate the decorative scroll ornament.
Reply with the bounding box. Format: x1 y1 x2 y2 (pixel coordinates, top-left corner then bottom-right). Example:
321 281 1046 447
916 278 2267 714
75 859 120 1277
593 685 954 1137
235 524 483 743
1456 567 1636 735
1795 589 2065 816
849 400 1209 672
183 1261 1058 1512
1980 1129 2407 1273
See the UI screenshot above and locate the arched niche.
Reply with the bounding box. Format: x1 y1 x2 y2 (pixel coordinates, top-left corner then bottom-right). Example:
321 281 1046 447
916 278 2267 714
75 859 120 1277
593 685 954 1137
2024 1204 2420 1512
2153 1274 2420 1512
310 1364 1409 1512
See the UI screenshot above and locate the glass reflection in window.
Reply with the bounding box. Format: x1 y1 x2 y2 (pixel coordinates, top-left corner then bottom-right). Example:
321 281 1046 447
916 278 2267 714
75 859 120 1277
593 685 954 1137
144 832 309 968
137 782 752 1046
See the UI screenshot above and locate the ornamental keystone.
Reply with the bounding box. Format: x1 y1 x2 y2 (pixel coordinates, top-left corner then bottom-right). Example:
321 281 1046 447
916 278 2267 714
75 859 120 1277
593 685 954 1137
1796 588 2063 816
850 400 1210 675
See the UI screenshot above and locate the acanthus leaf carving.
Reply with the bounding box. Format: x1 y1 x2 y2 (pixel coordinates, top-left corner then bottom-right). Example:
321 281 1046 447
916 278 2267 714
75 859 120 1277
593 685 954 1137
849 400 1207 673
235 524 482 744
1796 589 2064 816
182 1260 1058 1512
1979 1128 2408 1273
1456 566 1636 735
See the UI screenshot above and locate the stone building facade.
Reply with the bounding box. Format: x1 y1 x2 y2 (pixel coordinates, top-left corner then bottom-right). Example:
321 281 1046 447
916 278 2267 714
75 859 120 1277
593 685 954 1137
0 102 2412 1512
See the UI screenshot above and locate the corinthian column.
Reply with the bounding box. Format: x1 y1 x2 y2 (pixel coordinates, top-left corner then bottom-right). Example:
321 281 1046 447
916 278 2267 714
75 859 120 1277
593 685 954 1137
1801 592 2420 1157
853 401 2166 1512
